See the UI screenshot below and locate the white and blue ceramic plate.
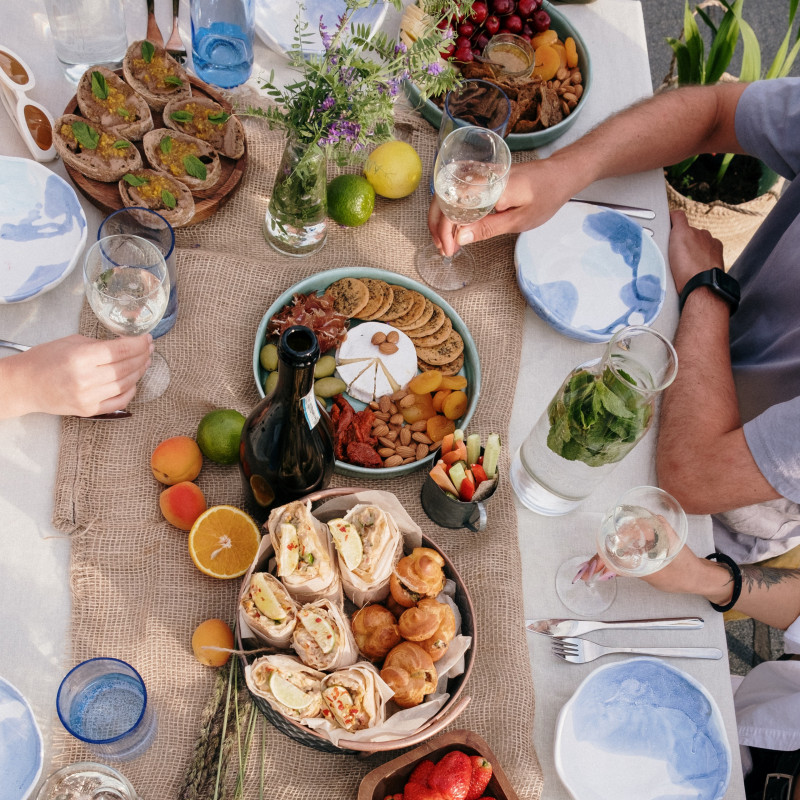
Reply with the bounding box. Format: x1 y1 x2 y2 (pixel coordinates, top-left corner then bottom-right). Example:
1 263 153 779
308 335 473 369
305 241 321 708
555 657 731 800
0 156 87 304
0 675 44 800
515 202 665 342
254 0 388 57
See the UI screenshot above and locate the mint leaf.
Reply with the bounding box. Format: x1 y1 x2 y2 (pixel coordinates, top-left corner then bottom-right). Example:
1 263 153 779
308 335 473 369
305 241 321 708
208 111 231 125
123 173 149 186
91 70 109 100
141 40 155 63
169 110 193 123
160 136 173 155
183 154 207 181
117 107 131 118
71 121 99 150
161 189 176 209
164 75 183 87
113 140 130 149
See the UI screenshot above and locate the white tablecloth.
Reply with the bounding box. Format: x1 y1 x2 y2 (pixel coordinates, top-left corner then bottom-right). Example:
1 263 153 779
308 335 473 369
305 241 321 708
0 1 745 797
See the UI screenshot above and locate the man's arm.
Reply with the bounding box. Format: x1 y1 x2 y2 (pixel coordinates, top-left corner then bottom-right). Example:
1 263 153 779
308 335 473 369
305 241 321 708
430 82 749 255
655 211 780 513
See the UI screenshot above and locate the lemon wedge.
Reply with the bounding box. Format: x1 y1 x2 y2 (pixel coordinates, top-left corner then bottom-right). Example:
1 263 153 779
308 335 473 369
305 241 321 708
277 523 300 576
299 608 337 654
270 672 313 710
327 519 364 571
251 574 287 621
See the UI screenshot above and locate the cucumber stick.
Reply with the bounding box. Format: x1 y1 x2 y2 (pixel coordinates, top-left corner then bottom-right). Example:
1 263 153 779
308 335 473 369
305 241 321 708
483 433 501 477
466 433 481 466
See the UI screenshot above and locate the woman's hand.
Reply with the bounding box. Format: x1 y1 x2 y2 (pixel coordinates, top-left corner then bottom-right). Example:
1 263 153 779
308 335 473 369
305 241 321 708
0 334 153 418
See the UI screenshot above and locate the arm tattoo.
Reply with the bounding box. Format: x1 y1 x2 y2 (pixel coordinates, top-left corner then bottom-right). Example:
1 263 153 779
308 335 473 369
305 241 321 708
740 565 800 592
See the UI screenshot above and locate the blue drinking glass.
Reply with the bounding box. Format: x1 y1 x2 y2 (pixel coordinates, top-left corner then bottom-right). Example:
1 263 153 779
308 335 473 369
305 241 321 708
190 0 255 88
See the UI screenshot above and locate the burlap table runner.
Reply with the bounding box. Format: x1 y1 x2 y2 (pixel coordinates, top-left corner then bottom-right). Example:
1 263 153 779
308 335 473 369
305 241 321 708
52 109 543 799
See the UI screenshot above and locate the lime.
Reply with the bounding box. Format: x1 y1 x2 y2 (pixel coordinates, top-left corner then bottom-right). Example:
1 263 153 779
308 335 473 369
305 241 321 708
270 672 313 710
277 522 300 576
363 141 423 199
327 174 375 227
328 518 364 571
251 573 287 620
298 607 336 654
196 409 246 465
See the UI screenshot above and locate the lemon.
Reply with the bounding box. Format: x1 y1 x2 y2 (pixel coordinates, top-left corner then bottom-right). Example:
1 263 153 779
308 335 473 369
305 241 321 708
251 573 287 620
270 672 313 710
327 174 375 227
327 519 364 571
196 409 246 465
363 141 423 199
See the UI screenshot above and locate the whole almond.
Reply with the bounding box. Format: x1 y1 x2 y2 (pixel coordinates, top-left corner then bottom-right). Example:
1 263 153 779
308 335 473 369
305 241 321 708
378 447 396 457
410 419 428 432
563 92 578 104
416 443 429 460
368 400 380 410
383 454 403 468
371 331 387 345
389 402 398 414
386 429 399 441
398 394 416 409
399 427 412 446
401 456 416 464
573 85 583 99
412 432 433 445
391 389 408 402
389 413 404 426
396 445 415 458
378 395 391 414
556 66 569 81
373 423 390 437
571 68 582 84
386 330 400 344
551 79 561 91
561 100 570 116
378 436 395 448
373 410 390 421
379 342 399 355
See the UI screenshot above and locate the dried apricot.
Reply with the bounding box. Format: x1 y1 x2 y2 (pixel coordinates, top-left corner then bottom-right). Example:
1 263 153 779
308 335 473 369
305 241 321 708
440 374 468 391
565 36 579 69
427 414 456 444
401 393 436 423
442 390 468 421
533 45 560 81
408 370 443 395
432 389 452 413
531 29 558 48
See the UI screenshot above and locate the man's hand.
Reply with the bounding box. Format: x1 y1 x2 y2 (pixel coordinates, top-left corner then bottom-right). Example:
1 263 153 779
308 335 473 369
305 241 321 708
0 334 153 419
668 209 725 293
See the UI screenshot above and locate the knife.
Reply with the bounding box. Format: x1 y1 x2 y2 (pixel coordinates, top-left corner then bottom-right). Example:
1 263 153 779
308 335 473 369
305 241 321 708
569 197 657 220
526 617 704 638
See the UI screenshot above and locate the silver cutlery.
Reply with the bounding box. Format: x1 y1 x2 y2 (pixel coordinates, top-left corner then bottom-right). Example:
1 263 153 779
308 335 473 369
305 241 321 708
526 617 704 638
0 338 31 352
551 637 722 663
570 197 657 220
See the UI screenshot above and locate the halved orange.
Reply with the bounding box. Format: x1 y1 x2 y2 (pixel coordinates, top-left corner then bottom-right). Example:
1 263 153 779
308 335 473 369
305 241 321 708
188 505 261 579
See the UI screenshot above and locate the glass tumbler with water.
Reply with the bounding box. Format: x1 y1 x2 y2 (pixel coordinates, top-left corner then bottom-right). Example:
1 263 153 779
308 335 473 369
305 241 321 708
510 325 678 515
190 0 254 88
56 657 157 762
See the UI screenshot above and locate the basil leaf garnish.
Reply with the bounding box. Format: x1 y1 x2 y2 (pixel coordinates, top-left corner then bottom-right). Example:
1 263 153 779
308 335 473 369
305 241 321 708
183 154 207 181
160 136 173 154
208 111 231 125
141 40 155 63
113 140 130 149
161 189 177 209
169 110 194 123
71 121 99 150
123 173 149 186
164 75 183 87
91 70 109 100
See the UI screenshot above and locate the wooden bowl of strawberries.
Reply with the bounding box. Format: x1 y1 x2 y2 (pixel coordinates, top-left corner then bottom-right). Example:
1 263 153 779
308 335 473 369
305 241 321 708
358 730 520 800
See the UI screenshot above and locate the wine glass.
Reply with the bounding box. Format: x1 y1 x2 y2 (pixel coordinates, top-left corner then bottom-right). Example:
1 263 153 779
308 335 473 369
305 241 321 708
555 486 688 615
83 234 171 402
418 125 512 292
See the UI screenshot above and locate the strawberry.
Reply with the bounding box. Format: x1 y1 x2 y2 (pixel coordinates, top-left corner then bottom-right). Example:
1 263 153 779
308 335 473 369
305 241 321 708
404 783 446 800
429 751 472 800
384 795 404 800
465 757 493 800
408 760 436 786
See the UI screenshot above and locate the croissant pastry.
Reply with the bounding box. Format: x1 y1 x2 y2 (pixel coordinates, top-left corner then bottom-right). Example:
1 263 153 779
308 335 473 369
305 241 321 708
351 604 402 661
380 641 437 709
401 599 457 662
390 547 446 608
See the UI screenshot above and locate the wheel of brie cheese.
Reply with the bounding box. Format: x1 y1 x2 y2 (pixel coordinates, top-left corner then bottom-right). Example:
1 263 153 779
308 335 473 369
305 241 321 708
335 322 418 403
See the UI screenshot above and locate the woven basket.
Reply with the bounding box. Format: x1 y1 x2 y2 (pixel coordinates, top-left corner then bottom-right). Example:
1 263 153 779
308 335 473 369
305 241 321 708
236 487 476 755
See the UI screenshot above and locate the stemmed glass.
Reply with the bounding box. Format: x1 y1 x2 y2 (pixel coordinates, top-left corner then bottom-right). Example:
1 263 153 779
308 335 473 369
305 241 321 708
555 486 688 615
418 125 512 292
83 234 171 402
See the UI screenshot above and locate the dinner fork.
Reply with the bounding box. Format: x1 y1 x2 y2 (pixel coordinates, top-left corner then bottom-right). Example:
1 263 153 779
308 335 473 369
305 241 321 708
165 0 187 63
551 637 722 663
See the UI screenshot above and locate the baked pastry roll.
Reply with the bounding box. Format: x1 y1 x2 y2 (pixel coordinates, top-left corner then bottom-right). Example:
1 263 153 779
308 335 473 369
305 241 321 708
398 598 456 663
328 504 403 605
320 663 388 732
245 654 324 720
380 642 437 709
292 600 359 671
351 604 402 661
269 500 340 603
239 572 298 648
389 547 446 608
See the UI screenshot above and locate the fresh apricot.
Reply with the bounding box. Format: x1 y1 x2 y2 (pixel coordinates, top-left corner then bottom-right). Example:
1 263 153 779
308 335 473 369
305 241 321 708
432 389 452 413
440 374 468 391
408 370 443 395
151 436 203 485
160 481 207 531
191 618 234 666
533 45 560 81
427 414 456 444
442 391 469 421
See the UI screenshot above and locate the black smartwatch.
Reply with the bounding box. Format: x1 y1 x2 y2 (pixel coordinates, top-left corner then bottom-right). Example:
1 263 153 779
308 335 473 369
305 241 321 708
678 268 740 315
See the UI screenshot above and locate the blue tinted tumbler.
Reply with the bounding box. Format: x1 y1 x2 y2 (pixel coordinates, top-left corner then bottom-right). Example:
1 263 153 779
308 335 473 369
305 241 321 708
190 0 254 88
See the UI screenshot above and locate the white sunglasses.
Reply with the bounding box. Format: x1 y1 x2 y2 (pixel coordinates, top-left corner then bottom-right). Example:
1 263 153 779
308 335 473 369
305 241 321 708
0 46 57 162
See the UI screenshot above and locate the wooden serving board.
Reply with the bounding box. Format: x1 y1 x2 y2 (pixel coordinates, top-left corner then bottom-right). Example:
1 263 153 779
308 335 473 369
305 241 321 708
62 73 247 227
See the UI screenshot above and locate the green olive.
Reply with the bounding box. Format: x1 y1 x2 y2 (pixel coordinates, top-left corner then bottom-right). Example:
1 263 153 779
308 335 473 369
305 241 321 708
264 371 279 395
314 377 347 399
259 343 278 372
314 355 337 379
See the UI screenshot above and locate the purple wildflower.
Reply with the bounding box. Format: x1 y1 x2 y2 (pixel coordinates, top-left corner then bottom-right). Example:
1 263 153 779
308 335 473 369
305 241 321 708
426 62 444 76
320 95 335 111
319 16 333 49
394 42 407 56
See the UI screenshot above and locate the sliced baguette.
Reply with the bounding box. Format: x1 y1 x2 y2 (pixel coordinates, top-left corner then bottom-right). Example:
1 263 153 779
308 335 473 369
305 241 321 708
76 66 153 141
122 40 192 111
118 168 196 228
53 114 142 182
162 97 245 159
142 128 221 191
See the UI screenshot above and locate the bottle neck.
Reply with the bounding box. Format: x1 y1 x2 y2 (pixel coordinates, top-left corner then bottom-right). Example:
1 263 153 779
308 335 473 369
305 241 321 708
276 356 315 400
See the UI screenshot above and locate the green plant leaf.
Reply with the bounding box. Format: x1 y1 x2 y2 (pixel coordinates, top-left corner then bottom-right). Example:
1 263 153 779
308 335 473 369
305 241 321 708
738 18 761 81
682 2 705 83
113 139 130 149
71 121 99 150
705 0 743 84
161 189 177 209
777 36 800 77
123 173 148 186
117 107 131 118
160 136 173 154
164 75 183 87
91 70 109 100
184 154 207 180
208 111 231 125
169 110 194 123
141 40 155 63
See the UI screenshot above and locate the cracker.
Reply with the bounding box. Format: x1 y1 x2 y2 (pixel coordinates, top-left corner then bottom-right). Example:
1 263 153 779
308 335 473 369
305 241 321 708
357 278 390 319
410 314 452 348
377 285 415 321
401 298 435 332
390 291 427 329
418 351 464 376
408 304 446 339
416 330 464 366
361 283 393 320
326 277 369 318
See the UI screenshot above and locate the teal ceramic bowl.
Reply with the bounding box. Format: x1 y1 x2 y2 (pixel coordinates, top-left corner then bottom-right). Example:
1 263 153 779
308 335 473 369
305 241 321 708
252 267 481 479
403 1 592 151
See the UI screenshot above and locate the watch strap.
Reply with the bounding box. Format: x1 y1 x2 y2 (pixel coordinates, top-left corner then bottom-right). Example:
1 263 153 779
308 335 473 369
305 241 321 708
678 268 740 315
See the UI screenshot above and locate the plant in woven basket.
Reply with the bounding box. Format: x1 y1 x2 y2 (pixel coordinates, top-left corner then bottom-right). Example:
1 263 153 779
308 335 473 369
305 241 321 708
251 0 471 256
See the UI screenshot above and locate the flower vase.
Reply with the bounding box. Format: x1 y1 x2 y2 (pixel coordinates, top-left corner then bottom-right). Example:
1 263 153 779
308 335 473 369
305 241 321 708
264 134 327 257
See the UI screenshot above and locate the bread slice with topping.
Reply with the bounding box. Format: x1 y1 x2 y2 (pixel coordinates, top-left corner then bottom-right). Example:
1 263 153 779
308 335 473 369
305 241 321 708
53 114 142 182
76 66 153 141
142 128 221 191
118 168 196 227
122 40 192 111
162 97 245 159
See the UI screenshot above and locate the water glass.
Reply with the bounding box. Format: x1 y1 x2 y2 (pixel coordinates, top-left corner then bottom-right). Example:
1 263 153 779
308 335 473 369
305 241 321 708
99 208 178 339
56 658 157 762
190 0 255 88
44 0 128 83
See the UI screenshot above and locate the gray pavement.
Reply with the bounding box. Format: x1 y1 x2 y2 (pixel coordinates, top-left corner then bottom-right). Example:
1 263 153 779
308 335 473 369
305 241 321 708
640 0 800 88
